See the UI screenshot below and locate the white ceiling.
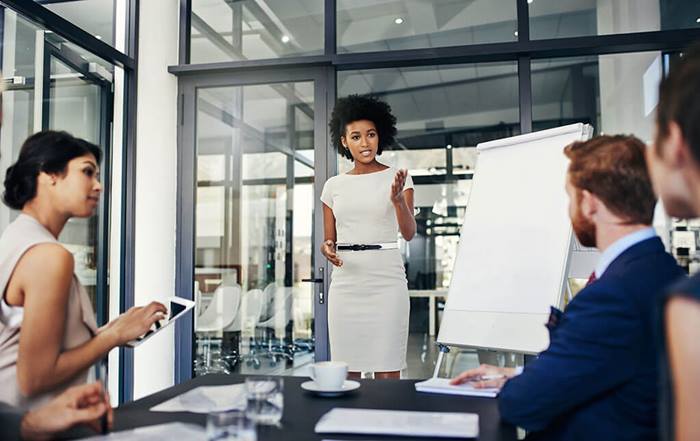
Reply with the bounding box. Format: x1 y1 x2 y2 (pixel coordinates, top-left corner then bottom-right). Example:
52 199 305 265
40 0 118 46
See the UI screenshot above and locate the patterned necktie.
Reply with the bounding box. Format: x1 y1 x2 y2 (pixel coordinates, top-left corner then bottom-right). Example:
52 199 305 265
586 271 597 286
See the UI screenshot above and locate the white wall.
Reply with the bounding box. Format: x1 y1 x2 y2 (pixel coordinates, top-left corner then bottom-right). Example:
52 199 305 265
107 0 129 405
132 0 179 399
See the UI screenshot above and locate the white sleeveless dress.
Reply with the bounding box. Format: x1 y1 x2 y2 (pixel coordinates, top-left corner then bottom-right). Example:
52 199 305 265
320 167 413 372
0 214 97 409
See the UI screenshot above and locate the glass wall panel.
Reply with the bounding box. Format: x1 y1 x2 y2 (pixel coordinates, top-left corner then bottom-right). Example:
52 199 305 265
337 0 517 54
190 0 323 63
0 8 119 319
531 51 662 143
35 0 127 50
194 82 316 376
337 61 519 378
529 0 700 40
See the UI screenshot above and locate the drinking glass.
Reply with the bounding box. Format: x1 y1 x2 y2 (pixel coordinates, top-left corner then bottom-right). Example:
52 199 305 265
206 410 256 441
244 377 283 425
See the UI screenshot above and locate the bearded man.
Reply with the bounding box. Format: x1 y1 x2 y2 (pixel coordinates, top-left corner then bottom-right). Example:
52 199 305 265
451 135 685 441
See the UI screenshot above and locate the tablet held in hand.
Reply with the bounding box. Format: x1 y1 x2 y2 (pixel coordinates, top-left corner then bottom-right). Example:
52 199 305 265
123 297 195 347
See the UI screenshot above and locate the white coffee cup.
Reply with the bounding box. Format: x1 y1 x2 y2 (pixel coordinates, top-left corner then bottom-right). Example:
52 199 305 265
310 361 348 390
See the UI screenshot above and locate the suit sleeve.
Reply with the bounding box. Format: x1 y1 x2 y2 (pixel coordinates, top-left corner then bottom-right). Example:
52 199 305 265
498 280 642 431
0 402 25 441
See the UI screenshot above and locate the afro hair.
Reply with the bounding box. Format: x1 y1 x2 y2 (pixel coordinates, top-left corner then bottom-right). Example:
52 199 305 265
329 94 397 161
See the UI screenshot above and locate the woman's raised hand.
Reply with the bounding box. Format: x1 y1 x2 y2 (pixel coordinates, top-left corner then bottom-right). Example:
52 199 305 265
390 169 408 204
100 301 168 346
321 239 343 267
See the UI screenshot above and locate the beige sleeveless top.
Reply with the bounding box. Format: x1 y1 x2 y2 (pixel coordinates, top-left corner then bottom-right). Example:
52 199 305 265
0 214 97 409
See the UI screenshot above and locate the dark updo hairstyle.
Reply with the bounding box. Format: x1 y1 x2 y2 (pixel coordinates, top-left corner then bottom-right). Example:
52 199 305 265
329 94 397 161
656 43 700 162
3 130 102 210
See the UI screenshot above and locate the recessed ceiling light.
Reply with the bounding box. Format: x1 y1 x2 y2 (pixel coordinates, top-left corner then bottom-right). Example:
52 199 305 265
95 35 102 40
394 17 404 24
446 144 453 150
281 35 290 43
514 31 519 37
527 0 533 3
696 17 700 23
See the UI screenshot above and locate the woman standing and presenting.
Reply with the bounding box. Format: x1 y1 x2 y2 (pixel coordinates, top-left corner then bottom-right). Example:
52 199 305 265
0 131 166 408
320 95 416 380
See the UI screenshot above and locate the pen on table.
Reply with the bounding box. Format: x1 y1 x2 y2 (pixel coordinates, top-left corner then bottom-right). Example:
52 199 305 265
99 359 109 435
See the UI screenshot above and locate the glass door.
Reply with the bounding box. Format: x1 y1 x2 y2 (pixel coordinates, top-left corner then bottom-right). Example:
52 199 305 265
42 42 113 326
177 68 332 379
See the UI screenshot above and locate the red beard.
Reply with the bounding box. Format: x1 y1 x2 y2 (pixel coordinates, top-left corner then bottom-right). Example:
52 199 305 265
571 210 596 248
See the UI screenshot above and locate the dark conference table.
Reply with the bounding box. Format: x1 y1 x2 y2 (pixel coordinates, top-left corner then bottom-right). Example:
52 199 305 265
113 374 518 441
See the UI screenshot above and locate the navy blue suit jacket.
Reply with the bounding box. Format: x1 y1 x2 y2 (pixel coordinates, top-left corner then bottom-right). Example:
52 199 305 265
498 237 684 441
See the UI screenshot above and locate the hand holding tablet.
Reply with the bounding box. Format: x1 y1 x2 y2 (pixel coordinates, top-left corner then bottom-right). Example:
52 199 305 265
97 297 194 348
123 297 195 347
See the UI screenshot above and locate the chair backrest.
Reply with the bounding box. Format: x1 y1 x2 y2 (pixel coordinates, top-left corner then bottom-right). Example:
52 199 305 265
258 286 293 335
194 281 202 321
259 282 277 322
292 285 311 335
226 288 265 333
195 284 241 332
194 281 202 330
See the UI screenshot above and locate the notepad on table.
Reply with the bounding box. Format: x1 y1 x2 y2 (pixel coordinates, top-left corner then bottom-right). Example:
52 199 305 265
415 377 499 398
315 408 479 439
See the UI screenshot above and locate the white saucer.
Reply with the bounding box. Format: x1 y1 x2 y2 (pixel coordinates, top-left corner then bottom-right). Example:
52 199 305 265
301 380 360 397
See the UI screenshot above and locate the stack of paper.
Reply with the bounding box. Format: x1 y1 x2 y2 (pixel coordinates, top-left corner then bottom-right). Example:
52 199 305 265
82 423 206 440
315 408 479 438
415 377 499 397
150 384 246 413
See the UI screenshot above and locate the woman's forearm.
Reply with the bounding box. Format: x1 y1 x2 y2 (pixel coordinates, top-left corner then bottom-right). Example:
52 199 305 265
18 331 118 396
394 200 416 240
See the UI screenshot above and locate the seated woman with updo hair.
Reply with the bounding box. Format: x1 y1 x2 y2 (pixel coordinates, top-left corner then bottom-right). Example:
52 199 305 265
0 130 166 409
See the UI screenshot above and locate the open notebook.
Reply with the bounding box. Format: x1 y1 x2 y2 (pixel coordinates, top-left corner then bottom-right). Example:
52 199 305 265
415 377 499 398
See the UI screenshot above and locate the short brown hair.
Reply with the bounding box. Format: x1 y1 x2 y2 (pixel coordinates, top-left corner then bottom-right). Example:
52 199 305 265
565 135 656 225
656 44 700 161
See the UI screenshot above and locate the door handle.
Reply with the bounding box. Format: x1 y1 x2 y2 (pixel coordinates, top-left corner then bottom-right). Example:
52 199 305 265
301 267 325 304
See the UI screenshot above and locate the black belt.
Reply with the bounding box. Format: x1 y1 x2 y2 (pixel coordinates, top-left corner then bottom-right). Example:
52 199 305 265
337 244 383 251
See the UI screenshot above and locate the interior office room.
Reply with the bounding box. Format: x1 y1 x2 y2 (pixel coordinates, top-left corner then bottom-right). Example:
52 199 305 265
0 0 699 440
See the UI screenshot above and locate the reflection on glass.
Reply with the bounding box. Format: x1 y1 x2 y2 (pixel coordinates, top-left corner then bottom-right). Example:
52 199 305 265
191 0 324 63
529 0 700 40
49 57 105 311
194 82 315 377
531 51 662 143
337 0 517 53
338 61 519 378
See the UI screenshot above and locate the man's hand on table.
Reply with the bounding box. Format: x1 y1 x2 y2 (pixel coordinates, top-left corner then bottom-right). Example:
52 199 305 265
449 364 518 389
